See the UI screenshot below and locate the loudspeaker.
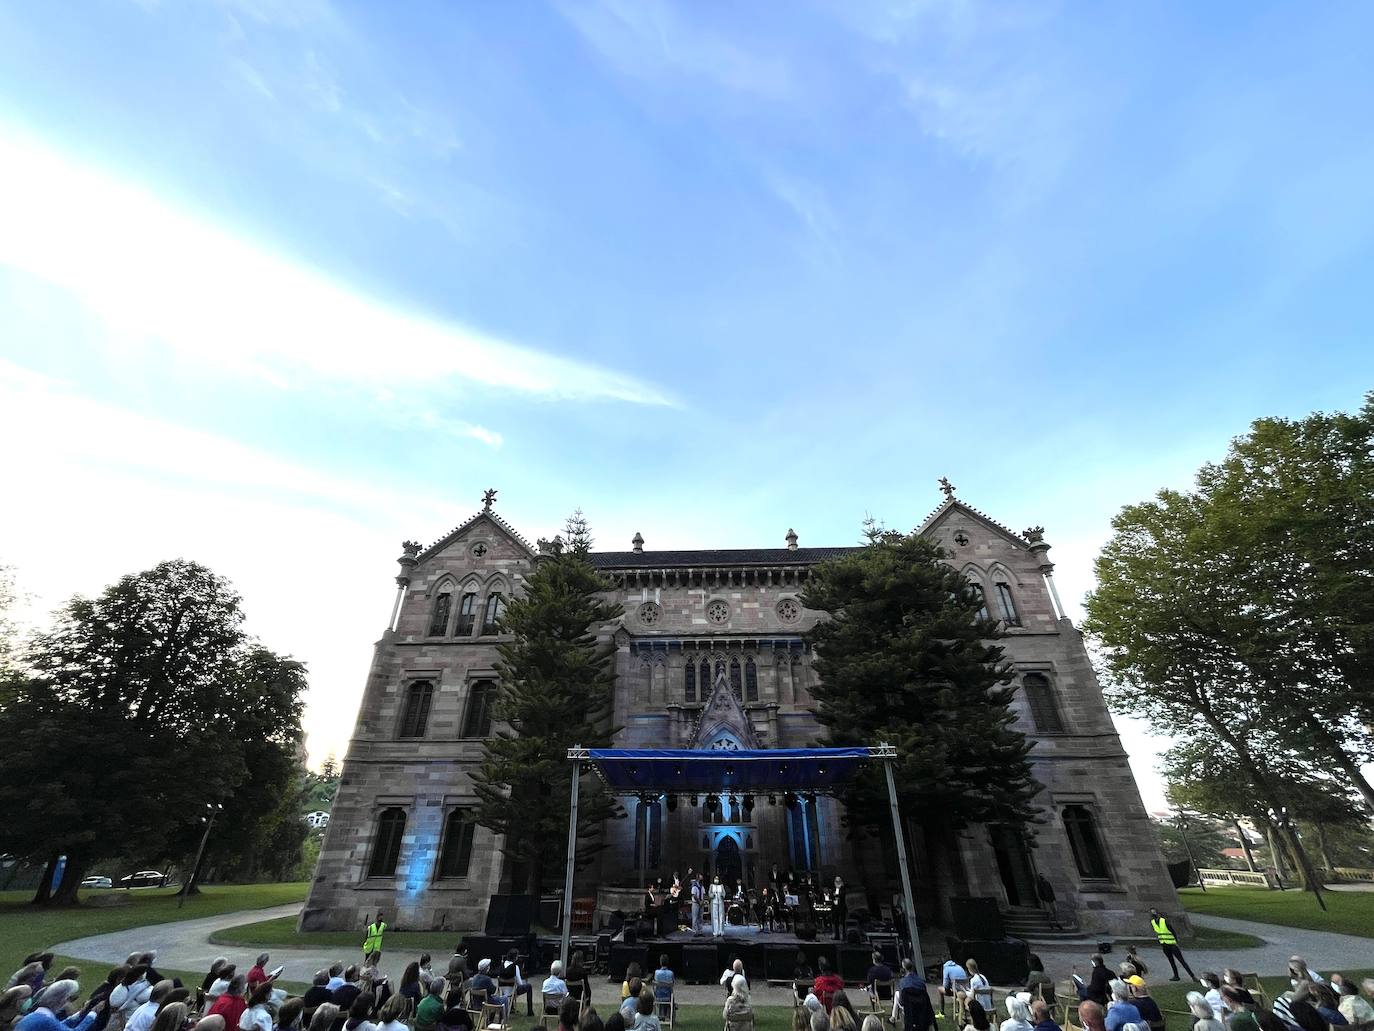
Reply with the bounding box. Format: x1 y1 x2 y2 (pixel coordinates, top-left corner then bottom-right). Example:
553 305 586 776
684 944 718 985
795 922 817 941
735 943 765 983
485 894 534 936
948 938 1029 984
949 896 1004 941
839 945 871 981
766 945 799 982
609 944 648 983
622 924 638 945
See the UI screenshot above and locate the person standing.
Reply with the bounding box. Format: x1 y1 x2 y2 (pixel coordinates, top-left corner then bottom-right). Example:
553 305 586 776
1147 909 1196 982
832 876 848 941
1035 876 1061 931
691 874 704 933
362 913 386 969
710 876 727 938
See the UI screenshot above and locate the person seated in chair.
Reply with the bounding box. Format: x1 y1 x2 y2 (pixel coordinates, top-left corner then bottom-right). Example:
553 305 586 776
1030 1000 1061 1031
1024 957 1055 1009
466 960 506 1013
813 958 845 1011
652 957 674 1008
1125 978 1163 1031
866 953 894 1010
500 950 533 1017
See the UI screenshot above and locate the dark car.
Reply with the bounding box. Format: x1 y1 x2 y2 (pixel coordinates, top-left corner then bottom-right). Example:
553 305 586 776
119 869 169 888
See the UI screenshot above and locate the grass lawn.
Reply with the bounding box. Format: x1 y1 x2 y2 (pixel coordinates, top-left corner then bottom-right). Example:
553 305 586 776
210 914 466 952
0 882 308 985
1180 885 1374 939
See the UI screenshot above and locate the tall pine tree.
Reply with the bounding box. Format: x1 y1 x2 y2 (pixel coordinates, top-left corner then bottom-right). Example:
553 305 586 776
802 526 1038 839
472 512 624 895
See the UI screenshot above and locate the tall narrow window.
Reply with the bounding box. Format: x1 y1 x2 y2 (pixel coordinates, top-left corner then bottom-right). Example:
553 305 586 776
744 658 758 702
970 583 991 622
455 592 478 636
995 582 1020 626
436 809 476 878
1022 673 1065 734
482 593 505 635
462 680 497 738
701 660 713 695
729 658 742 698
429 592 452 636
367 807 406 878
634 798 662 870
1062 804 1111 880
684 662 696 702
398 681 434 739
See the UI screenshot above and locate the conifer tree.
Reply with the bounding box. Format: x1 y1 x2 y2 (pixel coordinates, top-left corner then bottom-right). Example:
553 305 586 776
802 525 1038 838
472 511 624 895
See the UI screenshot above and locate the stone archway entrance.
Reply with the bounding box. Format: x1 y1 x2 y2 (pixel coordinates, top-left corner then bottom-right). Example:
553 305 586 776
714 835 742 887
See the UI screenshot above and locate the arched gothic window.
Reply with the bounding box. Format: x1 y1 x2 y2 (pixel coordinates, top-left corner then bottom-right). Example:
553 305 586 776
429 592 452 636
482 592 506 635
367 807 406 878
995 581 1020 626
744 658 758 702
398 681 434 739
436 809 476 879
1022 673 1065 734
701 659 713 694
1062 804 1111 880
684 662 697 702
729 658 742 698
462 680 497 738
455 591 478 636
969 582 991 622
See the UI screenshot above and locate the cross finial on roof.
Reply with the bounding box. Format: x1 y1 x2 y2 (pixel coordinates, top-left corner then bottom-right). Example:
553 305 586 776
482 487 497 512
938 476 956 499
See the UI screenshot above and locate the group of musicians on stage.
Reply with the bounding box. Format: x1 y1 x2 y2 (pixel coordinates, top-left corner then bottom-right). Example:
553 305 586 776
641 864 850 939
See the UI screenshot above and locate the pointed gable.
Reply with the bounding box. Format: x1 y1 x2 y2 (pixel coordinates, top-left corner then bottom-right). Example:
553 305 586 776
917 496 1031 550
417 509 537 564
688 665 761 749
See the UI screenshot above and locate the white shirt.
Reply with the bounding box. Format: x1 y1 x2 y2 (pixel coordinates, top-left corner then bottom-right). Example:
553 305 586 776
969 974 992 1011
126 1000 159 1031
542 976 568 996
1204 989 1228 1020
721 968 744 987
239 1005 273 1031
378 1022 408 1031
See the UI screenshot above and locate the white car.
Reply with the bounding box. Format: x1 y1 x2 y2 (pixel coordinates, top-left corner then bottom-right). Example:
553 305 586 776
81 875 113 889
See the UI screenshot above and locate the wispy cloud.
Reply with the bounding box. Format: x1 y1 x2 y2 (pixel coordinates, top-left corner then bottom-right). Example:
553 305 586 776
555 0 791 98
0 129 674 408
230 56 276 100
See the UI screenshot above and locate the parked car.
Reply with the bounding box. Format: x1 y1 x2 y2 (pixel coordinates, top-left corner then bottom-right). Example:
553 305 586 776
81 875 113 889
119 870 169 888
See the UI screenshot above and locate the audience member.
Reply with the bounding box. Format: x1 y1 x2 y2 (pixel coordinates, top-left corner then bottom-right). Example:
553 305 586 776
1001 997 1034 1031
414 980 444 1031
206 976 247 1031
653 958 674 1006
1025 957 1055 1009
813 959 844 1012
1078 1002 1106 1031
962 1001 991 1031
1104 981 1142 1031
247 959 271 993
499 951 532 1018
241 984 275 1031
1030 1000 1060 1031
325 969 345 995
1125 979 1162 1029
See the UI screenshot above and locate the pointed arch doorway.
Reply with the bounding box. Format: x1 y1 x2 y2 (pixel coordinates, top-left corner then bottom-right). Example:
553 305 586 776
714 834 742 886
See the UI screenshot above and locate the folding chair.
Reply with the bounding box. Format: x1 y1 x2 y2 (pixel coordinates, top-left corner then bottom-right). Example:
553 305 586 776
794 981 815 1010
540 992 566 1031
1242 974 1268 1008
656 987 675 1029
465 987 489 1028
478 995 509 1031
870 981 894 1016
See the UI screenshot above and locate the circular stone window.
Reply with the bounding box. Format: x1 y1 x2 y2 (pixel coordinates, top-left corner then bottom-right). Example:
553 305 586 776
638 602 662 627
777 598 802 624
469 541 489 558
706 600 730 625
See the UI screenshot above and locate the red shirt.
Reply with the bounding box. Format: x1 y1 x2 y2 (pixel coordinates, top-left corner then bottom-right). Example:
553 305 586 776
209 994 247 1030
247 966 269 989
814 973 845 1009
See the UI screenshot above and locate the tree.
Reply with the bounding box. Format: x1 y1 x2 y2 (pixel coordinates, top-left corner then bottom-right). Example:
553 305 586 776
471 512 624 895
0 562 21 680
802 525 1038 846
0 560 307 902
1151 815 1232 869
321 753 339 779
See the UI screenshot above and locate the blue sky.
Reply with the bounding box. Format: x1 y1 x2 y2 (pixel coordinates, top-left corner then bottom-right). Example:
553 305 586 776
2 0 1373 803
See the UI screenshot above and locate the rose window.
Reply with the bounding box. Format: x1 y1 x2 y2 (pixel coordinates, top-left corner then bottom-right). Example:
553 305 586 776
706 601 730 625
777 598 802 624
638 602 662 627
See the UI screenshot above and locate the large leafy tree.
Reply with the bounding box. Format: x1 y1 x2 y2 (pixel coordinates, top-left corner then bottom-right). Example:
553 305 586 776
471 512 624 896
802 526 1038 842
0 560 307 902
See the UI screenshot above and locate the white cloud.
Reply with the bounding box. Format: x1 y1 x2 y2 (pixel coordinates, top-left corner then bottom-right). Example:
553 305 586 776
0 129 675 408
230 57 276 100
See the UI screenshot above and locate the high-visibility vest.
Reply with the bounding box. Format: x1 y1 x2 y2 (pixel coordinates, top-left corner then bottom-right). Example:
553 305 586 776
1150 917 1176 945
363 921 386 953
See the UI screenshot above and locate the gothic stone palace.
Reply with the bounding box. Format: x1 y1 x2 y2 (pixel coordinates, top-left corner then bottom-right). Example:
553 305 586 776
302 488 1181 937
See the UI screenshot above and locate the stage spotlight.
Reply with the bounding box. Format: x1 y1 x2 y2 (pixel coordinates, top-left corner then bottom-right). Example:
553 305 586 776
743 795 755 816
767 794 777 806
705 793 720 815
690 795 699 807
667 794 678 812
783 791 797 807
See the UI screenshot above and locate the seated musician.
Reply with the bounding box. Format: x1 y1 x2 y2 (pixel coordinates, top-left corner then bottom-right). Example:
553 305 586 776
758 888 776 932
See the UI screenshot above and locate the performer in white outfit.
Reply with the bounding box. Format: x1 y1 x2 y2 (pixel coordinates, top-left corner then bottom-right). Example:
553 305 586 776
691 873 704 932
710 875 726 937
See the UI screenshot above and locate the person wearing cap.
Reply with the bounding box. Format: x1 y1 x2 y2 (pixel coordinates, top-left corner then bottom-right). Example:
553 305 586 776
1126 978 1162 1030
466 961 507 1013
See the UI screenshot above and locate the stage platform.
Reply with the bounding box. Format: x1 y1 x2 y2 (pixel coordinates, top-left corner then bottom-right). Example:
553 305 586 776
625 925 843 945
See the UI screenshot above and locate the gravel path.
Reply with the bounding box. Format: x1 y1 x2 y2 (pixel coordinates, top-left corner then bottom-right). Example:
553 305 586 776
50 906 1374 1005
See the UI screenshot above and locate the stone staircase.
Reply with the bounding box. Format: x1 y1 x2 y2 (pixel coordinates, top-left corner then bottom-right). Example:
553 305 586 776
1000 906 1088 944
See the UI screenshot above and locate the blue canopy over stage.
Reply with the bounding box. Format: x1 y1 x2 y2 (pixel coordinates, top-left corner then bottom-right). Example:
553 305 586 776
585 745 873 792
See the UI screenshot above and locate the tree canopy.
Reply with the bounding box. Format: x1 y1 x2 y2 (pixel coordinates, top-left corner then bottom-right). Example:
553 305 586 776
802 525 1038 833
0 559 308 901
471 512 624 895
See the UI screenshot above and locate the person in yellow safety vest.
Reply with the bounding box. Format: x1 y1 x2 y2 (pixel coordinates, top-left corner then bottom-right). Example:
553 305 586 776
1148 908 1197 982
363 911 387 967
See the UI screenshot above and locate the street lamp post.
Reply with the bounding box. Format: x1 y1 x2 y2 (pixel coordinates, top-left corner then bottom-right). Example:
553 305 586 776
1177 813 1206 893
178 802 224 908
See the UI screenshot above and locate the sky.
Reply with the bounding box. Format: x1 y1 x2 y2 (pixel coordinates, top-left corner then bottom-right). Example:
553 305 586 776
2 0 1373 813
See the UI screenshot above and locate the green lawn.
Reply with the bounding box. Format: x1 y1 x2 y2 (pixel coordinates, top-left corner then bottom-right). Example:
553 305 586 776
0 882 308 984
210 914 467 953
1180 885 1374 939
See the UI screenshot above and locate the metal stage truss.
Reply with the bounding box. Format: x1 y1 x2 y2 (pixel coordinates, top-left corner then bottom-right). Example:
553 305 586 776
558 743 922 973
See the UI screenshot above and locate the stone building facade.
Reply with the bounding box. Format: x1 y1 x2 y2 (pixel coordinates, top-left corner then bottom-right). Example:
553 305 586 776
301 490 1181 937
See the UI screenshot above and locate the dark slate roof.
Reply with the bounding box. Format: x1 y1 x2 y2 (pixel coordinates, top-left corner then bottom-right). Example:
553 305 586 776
589 547 862 569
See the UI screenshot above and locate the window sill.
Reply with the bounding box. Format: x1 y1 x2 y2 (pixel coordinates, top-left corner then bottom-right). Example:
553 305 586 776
1076 881 1125 894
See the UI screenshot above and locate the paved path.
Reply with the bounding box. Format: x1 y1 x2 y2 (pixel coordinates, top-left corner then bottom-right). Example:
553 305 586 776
51 906 1374 1005
1034 914 1374 982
